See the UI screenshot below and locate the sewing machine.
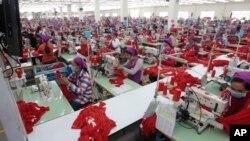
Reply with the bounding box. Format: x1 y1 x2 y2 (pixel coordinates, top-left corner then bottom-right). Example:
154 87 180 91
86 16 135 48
103 55 119 77
143 46 159 64
35 74 55 100
224 61 250 79
68 40 77 54
177 86 227 134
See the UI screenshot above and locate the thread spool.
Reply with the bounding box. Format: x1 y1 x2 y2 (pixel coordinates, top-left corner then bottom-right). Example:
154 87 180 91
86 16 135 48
158 82 165 91
211 70 216 78
173 88 182 102
163 85 168 96
16 68 23 78
170 77 175 85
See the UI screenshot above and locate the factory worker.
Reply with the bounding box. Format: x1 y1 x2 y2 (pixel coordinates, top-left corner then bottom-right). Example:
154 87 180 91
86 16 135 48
37 35 57 64
202 35 214 51
162 38 175 67
221 71 250 117
184 35 200 55
109 31 121 53
169 28 179 47
59 56 93 111
119 47 144 84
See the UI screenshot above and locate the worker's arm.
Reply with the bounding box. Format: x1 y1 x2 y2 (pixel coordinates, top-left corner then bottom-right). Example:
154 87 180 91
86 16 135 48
67 72 91 97
123 58 143 75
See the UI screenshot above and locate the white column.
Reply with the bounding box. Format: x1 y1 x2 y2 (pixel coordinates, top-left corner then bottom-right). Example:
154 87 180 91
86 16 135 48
67 4 72 18
168 0 178 29
94 0 100 22
120 0 128 22
78 4 84 19
59 7 63 18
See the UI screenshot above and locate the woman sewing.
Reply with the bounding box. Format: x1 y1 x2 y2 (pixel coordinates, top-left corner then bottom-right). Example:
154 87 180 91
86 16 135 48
109 31 121 53
59 56 93 111
184 35 200 55
162 38 176 67
118 47 144 84
221 71 250 117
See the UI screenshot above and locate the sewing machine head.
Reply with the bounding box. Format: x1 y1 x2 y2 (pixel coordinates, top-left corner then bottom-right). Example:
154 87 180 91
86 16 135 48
103 55 119 77
176 86 227 134
35 74 53 99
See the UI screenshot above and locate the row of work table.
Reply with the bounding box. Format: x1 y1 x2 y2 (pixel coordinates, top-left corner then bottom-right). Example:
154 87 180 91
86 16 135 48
26 57 230 141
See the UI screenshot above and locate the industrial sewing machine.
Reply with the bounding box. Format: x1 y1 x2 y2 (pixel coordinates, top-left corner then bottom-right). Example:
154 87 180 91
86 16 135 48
103 54 119 77
223 60 250 81
143 46 159 64
68 40 77 54
35 74 55 100
176 86 227 134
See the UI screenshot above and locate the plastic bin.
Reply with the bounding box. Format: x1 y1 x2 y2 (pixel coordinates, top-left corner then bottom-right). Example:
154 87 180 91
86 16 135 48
33 62 70 81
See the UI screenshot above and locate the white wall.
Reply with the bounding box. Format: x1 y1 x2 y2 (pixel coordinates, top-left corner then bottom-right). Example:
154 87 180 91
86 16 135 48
95 1 250 19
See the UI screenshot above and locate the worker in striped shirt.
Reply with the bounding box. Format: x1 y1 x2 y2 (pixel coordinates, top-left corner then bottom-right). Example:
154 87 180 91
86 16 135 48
59 56 93 111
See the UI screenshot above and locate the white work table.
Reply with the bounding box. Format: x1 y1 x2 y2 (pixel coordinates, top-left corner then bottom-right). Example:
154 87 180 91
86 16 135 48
27 55 229 141
27 81 157 141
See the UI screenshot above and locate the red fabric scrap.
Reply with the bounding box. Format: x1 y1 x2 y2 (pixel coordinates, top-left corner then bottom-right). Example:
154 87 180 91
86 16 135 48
141 113 157 136
17 100 49 134
72 102 116 141
212 60 229 67
108 69 127 87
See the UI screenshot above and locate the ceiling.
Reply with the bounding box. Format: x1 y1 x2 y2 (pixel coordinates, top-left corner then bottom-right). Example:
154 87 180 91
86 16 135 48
19 0 246 13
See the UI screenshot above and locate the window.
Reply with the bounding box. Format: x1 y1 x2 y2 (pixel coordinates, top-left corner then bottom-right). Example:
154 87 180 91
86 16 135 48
232 11 250 20
200 11 215 19
105 13 110 17
112 13 118 17
159 12 168 17
178 11 188 19
100 14 103 17
130 9 140 18
143 12 151 18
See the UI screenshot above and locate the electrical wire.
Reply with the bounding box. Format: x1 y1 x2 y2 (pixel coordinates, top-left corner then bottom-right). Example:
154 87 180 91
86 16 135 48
189 87 203 134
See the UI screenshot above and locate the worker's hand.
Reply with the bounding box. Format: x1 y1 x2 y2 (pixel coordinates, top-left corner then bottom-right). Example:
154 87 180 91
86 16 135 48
117 65 124 70
60 77 70 86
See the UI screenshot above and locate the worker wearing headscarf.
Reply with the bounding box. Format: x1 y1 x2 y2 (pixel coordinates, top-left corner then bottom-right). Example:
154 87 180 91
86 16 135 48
221 71 250 117
119 47 144 84
184 35 200 55
37 34 57 64
162 38 175 66
60 56 93 111
109 31 121 53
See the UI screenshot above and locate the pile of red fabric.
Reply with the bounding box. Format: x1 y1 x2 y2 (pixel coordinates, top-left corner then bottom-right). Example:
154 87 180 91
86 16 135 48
212 60 229 67
89 55 102 66
52 62 65 69
172 71 201 91
17 100 49 134
78 43 92 56
96 48 112 56
181 51 209 66
144 65 176 77
141 113 157 136
72 102 116 141
109 69 127 87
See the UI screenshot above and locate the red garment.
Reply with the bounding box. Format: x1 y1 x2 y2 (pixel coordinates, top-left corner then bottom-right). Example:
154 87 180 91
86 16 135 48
221 90 250 117
108 69 127 87
78 42 91 56
212 60 229 67
72 102 116 141
218 109 250 134
141 113 157 136
172 71 201 91
17 101 49 134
